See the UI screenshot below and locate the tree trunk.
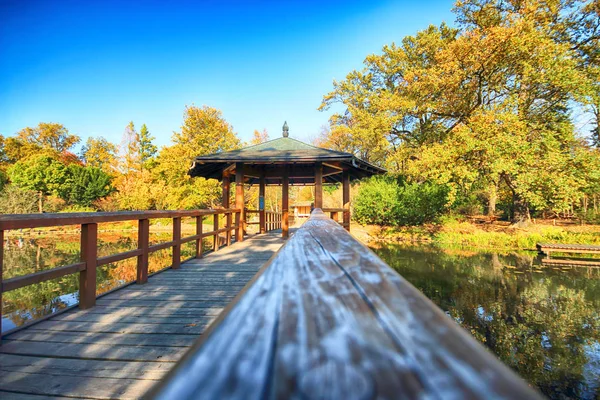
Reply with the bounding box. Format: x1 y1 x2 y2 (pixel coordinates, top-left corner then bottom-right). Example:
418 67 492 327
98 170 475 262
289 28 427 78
487 183 498 217
511 193 530 224
38 191 43 213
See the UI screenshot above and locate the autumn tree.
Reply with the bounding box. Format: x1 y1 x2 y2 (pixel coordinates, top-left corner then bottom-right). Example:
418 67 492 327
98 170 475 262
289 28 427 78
16 123 80 153
250 129 269 145
321 0 599 222
152 105 241 209
81 137 118 173
139 124 157 170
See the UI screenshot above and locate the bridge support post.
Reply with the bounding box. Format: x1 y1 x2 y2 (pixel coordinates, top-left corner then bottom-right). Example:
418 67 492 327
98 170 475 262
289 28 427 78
0 229 4 339
282 166 289 239
79 223 97 310
235 162 244 242
343 170 350 232
259 171 266 234
315 162 323 209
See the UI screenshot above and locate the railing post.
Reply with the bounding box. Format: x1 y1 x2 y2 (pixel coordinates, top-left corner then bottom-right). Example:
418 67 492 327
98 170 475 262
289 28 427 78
172 217 181 269
196 215 203 258
0 229 4 340
213 213 219 252
137 219 149 284
79 223 97 310
226 211 232 246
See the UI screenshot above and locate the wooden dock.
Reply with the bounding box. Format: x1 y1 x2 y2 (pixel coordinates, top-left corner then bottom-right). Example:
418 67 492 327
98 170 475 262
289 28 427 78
0 231 286 399
537 242 600 256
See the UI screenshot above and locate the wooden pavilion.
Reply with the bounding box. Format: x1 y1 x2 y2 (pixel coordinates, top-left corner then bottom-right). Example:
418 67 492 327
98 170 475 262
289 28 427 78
188 122 385 239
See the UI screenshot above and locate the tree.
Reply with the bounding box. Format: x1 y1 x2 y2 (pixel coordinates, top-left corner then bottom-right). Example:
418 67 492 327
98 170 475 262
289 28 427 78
8 155 70 212
16 123 80 153
320 0 598 222
81 137 118 173
250 129 269 145
120 121 141 175
66 165 115 207
139 124 157 170
151 106 240 209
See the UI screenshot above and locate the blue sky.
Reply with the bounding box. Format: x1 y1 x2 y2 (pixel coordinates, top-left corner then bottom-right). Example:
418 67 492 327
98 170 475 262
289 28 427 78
0 0 455 149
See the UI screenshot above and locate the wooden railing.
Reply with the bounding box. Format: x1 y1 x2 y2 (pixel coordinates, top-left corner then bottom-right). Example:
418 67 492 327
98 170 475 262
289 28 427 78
0 208 241 337
322 207 350 230
149 209 542 399
244 209 282 232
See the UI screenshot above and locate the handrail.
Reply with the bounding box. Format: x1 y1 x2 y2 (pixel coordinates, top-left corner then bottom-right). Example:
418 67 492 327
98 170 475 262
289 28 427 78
148 209 542 399
243 209 282 232
0 208 242 337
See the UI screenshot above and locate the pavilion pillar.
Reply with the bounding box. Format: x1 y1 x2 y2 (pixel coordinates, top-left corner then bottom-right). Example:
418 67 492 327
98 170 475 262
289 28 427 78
343 170 350 232
235 163 244 242
222 174 230 208
259 171 266 234
314 162 323 209
282 167 289 239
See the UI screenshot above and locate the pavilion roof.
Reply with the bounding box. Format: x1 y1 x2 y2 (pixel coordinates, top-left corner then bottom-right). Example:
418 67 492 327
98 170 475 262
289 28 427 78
188 131 386 185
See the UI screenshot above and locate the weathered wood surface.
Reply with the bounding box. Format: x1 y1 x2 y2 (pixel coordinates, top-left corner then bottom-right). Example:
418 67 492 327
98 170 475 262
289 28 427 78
151 209 542 399
537 242 600 255
0 231 285 400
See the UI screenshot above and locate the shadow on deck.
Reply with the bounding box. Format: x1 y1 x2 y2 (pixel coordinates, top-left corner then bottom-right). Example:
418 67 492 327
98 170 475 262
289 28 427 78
0 231 287 399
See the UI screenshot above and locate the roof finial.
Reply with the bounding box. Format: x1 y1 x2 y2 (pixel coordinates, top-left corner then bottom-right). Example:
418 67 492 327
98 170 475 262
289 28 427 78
282 121 289 137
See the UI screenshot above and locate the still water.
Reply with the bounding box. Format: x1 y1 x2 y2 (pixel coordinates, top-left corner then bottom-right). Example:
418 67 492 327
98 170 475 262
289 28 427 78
2 234 599 399
374 244 600 400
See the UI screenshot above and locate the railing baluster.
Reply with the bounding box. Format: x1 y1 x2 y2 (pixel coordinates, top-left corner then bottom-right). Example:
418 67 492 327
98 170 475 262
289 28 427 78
235 210 241 242
137 219 149 284
196 215 203 258
226 211 232 246
79 223 97 309
213 213 220 252
172 217 181 269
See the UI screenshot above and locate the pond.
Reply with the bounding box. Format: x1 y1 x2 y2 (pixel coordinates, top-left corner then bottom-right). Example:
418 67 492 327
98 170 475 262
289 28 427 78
374 244 600 400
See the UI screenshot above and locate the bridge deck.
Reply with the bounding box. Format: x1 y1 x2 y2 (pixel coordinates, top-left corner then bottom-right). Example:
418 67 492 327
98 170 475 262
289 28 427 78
0 231 286 400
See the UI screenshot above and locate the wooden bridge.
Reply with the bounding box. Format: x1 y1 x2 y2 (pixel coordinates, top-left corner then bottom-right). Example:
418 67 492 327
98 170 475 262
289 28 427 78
0 209 542 399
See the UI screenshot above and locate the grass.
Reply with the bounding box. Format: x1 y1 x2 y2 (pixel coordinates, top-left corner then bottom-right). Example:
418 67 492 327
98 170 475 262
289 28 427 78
359 215 600 250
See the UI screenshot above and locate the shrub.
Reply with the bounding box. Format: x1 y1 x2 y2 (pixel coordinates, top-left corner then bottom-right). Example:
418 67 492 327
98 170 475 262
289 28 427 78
354 176 449 226
0 185 38 214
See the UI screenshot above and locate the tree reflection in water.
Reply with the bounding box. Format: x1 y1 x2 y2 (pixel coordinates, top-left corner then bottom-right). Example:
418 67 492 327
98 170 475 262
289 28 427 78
1 232 200 332
374 244 600 400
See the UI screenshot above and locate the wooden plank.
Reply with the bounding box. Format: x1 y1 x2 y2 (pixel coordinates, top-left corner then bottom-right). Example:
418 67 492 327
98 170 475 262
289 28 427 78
150 210 542 399
1 262 86 292
97 249 143 267
24 320 208 335
50 312 216 325
0 391 75 399
95 299 233 308
0 354 172 380
0 370 157 399
77 305 225 317
0 341 186 362
101 291 238 301
3 331 196 347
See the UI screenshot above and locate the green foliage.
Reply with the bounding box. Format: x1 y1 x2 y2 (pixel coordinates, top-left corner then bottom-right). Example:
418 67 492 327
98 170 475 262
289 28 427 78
8 155 70 211
65 165 115 207
354 175 449 226
320 0 600 222
139 124 157 170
